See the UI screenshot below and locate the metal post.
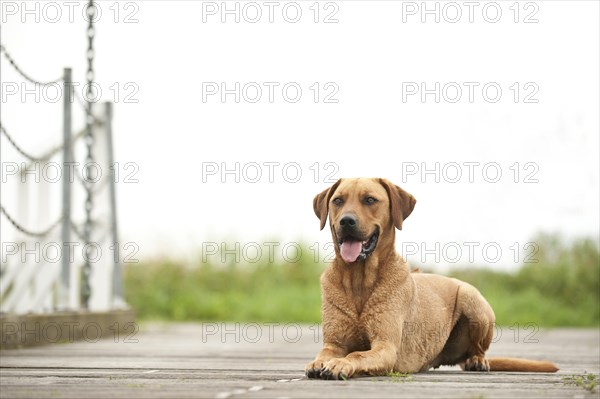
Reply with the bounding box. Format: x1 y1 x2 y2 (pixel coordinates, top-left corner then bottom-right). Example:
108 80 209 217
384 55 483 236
105 102 123 305
59 68 72 310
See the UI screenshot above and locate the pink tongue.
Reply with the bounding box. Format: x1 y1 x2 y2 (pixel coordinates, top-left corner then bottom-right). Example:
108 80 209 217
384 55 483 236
340 240 362 263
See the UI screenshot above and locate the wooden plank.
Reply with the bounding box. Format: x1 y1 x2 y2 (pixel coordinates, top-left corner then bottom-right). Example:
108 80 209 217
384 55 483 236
1 324 598 398
0 310 136 349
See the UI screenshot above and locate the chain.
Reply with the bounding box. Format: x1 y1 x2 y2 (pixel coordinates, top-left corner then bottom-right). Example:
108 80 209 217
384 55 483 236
70 220 85 241
82 0 97 308
74 91 103 124
1 123 94 178
0 203 106 245
71 219 105 241
0 205 62 238
0 44 62 86
0 123 89 164
72 160 110 195
0 124 47 162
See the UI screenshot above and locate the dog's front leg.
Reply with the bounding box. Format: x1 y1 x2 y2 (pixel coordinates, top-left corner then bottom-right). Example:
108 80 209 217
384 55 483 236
320 340 398 380
305 343 348 378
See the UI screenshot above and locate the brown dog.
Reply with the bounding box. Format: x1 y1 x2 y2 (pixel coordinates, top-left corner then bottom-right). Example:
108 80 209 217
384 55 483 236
305 178 558 379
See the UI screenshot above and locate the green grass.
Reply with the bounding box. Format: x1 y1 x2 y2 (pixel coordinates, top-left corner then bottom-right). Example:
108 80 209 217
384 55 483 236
124 234 599 326
384 371 413 382
125 255 323 322
448 234 599 326
563 373 598 393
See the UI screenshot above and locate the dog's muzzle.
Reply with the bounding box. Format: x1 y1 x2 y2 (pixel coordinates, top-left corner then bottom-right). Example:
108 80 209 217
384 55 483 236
337 226 379 264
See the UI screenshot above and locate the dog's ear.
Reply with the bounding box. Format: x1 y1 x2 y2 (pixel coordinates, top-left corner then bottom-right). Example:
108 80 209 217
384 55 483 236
313 179 342 230
379 178 416 230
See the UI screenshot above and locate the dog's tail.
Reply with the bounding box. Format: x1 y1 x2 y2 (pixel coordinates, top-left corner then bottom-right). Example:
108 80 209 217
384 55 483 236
488 357 558 372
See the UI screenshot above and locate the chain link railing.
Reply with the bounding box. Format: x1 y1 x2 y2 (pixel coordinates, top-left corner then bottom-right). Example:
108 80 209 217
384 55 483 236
81 2 98 307
0 124 54 163
0 44 62 86
0 1 123 313
0 205 63 238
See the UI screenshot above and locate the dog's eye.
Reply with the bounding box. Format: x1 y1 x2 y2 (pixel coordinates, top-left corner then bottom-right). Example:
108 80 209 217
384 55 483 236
365 197 378 205
332 198 343 206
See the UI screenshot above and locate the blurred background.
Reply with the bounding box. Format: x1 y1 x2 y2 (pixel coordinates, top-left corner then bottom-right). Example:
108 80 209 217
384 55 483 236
1 1 598 326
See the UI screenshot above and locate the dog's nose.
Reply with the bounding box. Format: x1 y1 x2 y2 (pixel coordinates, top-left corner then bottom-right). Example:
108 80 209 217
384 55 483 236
339 215 357 227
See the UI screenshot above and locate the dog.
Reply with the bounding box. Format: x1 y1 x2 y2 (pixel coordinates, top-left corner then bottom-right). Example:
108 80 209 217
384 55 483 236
305 178 558 379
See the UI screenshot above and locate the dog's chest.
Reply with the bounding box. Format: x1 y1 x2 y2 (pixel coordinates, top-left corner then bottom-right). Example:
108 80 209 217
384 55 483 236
342 289 398 349
342 319 372 352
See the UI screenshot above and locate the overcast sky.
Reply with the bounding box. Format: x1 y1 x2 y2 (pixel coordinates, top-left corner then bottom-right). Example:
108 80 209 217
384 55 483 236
1 1 598 271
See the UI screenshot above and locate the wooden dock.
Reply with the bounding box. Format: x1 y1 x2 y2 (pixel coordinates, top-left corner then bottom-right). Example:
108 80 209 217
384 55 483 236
1 323 598 398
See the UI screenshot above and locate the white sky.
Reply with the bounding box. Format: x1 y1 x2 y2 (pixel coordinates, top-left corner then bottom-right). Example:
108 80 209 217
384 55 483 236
1 1 599 271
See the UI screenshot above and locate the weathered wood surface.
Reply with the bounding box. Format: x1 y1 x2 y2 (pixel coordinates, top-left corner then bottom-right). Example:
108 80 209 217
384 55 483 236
1 323 598 398
0 310 136 349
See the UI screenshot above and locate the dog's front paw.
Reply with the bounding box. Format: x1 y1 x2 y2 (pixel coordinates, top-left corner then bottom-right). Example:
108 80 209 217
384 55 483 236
320 358 355 380
305 360 324 379
464 355 490 372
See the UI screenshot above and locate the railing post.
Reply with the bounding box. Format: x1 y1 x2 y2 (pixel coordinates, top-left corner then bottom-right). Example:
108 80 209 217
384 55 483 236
105 101 124 306
59 67 72 310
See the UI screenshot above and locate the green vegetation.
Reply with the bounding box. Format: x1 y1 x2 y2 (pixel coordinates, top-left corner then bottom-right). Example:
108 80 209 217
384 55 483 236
125 252 323 322
125 234 599 326
448 234 599 326
384 371 413 382
563 373 598 393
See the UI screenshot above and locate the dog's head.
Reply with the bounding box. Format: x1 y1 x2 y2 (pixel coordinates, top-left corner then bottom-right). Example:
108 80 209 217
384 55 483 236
313 178 416 264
